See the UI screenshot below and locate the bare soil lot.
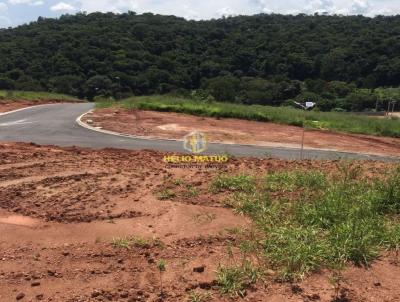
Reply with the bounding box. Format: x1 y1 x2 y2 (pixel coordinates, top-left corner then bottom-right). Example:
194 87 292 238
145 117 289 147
1 142 399 301
84 109 400 158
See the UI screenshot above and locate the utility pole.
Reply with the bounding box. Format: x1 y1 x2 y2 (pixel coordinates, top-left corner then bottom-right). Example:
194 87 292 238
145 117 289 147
294 101 315 160
300 126 306 160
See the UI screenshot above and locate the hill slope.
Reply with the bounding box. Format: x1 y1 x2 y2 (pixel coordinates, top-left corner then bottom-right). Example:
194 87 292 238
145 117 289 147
1 13 400 109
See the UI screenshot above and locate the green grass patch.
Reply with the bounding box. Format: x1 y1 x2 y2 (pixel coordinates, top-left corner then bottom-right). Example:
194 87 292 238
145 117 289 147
184 184 199 198
212 166 400 281
211 174 255 193
112 237 131 249
216 261 259 298
0 90 80 102
188 290 212 302
96 95 400 138
112 236 164 249
156 189 176 200
264 170 327 192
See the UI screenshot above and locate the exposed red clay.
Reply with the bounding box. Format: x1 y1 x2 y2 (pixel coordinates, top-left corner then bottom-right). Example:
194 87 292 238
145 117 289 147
84 108 400 158
0 100 81 113
0 142 399 301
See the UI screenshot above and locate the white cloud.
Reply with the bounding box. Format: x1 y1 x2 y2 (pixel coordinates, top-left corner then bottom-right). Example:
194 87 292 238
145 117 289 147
1 0 400 30
51 1 75 12
350 0 370 14
74 0 400 19
78 0 261 19
258 0 400 16
8 0 43 5
8 0 33 4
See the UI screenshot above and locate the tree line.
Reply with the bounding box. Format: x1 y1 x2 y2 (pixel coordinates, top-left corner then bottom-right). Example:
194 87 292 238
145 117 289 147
0 12 400 111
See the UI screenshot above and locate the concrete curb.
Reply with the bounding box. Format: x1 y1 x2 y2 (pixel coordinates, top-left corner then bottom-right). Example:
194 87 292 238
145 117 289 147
76 110 187 143
76 110 318 149
75 110 399 161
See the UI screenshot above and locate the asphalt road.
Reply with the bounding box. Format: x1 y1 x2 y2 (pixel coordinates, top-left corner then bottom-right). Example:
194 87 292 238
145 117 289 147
0 103 397 161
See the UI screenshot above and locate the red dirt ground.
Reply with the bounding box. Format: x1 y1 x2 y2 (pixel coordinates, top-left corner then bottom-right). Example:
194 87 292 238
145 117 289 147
84 109 400 158
0 142 399 301
0 100 81 113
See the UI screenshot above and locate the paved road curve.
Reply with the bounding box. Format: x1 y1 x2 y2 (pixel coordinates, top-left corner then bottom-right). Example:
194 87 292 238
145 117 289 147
0 103 397 161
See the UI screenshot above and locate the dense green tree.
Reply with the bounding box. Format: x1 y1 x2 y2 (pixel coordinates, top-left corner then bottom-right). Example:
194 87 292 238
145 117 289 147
83 75 113 100
204 76 240 102
326 81 356 98
295 91 320 104
344 92 378 111
239 77 277 105
0 12 400 110
0 77 15 89
49 75 83 95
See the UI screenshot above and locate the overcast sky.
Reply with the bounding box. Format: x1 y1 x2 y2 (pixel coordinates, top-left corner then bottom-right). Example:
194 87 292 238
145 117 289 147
0 0 399 28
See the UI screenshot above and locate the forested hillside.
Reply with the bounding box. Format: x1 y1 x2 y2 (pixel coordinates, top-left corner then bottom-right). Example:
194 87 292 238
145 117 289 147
1 12 400 111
